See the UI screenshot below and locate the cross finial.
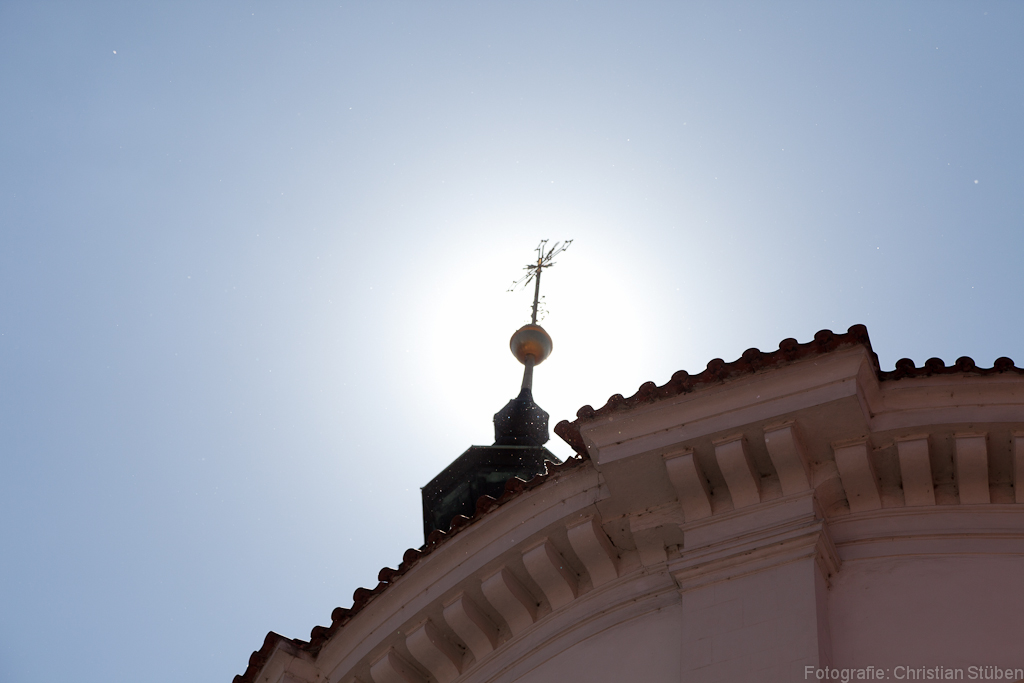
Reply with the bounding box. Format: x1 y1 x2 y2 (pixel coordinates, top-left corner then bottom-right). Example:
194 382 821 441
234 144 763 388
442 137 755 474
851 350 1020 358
509 239 572 324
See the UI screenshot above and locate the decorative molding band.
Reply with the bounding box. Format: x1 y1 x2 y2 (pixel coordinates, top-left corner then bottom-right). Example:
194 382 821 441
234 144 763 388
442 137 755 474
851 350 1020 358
663 447 712 521
832 440 881 513
895 435 935 507
713 434 762 509
954 433 990 505
405 619 462 683
522 538 578 609
442 592 499 662
566 516 620 587
671 519 839 592
480 567 538 637
763 420 812 496
369 649 424 683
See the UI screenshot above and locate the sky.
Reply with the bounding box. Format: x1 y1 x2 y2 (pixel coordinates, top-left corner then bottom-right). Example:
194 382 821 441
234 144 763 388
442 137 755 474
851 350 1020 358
1 2 1022 682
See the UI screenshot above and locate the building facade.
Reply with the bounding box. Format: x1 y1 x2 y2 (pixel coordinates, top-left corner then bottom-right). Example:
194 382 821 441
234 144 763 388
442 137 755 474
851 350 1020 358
235 325 1024 683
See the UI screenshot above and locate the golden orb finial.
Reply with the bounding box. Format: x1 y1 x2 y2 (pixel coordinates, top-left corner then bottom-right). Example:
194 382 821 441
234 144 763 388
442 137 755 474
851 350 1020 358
510 324 553 365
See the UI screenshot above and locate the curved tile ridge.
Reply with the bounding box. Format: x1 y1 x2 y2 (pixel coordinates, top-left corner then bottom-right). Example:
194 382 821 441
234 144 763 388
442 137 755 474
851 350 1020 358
232 456 586 683
881 354 1021 380
553 324 1024 458
555 325 877 457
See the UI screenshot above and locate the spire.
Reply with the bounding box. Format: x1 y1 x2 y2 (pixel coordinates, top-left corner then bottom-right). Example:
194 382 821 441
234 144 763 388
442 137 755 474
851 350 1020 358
420 240 571 542
493 240 571 446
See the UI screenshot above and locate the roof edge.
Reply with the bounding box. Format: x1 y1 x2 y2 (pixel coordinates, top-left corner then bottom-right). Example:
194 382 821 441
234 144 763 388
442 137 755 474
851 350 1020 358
554 324 1024 458
232 456 586 683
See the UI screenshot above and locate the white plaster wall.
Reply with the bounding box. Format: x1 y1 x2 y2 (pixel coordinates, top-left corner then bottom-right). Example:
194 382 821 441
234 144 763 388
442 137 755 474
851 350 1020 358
511 603 681 683
829 556 1024 671
679 558 830 682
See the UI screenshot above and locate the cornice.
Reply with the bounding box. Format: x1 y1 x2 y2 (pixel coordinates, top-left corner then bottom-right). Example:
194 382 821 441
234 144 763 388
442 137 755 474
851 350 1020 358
826 505 1024 561
555 324 1024 459
669 492 840 592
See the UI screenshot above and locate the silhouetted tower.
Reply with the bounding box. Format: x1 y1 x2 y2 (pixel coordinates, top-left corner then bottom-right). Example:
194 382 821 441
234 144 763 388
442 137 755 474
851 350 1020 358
421 240 572 542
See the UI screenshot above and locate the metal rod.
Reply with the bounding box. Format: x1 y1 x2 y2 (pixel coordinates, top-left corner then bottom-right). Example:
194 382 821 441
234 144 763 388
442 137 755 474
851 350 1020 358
521 355 535 390
531 264 542 324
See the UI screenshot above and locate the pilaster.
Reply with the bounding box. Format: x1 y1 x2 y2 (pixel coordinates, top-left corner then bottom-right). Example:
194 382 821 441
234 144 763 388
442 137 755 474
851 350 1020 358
670 493 837 682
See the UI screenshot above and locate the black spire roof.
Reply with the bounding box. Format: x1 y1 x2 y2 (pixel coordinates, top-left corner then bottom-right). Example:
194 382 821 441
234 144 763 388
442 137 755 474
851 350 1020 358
420 387 557 543
493 386 549 447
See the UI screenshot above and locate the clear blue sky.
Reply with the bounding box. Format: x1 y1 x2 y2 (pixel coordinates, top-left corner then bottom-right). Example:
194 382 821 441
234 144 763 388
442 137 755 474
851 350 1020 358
1 3 1022 682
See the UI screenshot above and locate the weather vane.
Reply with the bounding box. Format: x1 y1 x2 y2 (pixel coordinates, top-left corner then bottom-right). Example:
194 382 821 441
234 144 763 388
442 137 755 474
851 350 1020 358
505 239 572 392
508 239 572 324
